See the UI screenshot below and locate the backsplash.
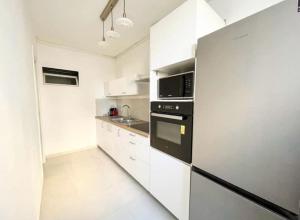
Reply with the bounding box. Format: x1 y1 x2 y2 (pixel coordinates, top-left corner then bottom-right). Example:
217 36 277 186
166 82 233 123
116 98 149 122
96 98 150 122
95 99 117 116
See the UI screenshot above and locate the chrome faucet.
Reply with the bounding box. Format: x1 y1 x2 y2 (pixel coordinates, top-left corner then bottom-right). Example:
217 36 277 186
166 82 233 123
121 104 131 118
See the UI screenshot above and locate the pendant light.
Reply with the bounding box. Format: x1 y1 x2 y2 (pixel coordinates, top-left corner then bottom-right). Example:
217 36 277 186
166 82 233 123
117 0 134 27
98 20 109 47
106 5 120 39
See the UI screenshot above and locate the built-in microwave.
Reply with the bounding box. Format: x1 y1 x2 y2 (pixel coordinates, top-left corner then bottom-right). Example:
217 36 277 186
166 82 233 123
150 101 193 163
158 71 194 99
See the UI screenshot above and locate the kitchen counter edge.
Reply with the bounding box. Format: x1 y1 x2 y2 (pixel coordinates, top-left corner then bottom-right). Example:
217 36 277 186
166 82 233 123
95 116 149 138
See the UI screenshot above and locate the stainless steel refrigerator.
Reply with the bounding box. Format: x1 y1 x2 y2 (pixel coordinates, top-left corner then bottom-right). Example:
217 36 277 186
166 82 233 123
191 0 300 219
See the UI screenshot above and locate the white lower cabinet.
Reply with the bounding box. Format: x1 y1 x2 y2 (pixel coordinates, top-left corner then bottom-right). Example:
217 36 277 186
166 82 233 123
150 148 191 220
96 119 150 191
96 120 106 150
97 120 190 219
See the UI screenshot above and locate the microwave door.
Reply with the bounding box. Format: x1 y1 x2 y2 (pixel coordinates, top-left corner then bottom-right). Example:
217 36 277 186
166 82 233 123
159 76 184 98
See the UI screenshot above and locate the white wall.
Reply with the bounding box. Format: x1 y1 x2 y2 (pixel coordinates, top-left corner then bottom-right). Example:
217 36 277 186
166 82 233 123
207 0 285 25
36 43 116 156
0 0 43 219
114 38 150 121
116 38 150 78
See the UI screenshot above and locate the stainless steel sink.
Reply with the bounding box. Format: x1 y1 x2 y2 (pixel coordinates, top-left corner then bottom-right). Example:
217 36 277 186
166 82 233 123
111 117 137 125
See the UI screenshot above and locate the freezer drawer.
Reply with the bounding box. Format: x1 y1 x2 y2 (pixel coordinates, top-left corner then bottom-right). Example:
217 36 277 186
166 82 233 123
190 170 286 220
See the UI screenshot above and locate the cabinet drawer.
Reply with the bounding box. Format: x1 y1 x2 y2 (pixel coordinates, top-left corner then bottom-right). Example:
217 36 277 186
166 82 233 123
127 136 150 164
127 132 149 145
126 154 150 191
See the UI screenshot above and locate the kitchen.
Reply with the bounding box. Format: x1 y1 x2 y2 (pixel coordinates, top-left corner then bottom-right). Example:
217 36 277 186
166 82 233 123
1 0 299 220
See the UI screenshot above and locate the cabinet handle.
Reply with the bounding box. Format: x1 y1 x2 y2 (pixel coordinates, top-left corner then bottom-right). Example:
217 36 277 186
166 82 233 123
129 141 136 145
129 156 136 161
129 133 135 137
122 92 127 94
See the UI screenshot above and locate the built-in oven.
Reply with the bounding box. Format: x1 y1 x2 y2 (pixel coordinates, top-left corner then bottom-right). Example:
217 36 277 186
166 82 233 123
150 101 193 163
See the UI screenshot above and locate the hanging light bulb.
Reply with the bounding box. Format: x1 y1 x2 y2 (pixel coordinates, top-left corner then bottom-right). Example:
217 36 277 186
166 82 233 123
117 0 134 27
106 5 120 39
98 20 109 47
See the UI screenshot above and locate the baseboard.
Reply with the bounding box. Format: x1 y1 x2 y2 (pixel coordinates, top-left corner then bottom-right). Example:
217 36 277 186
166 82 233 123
45 145 97 159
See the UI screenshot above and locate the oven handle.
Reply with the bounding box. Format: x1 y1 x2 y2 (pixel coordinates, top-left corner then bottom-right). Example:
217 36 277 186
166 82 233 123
151 113 183 121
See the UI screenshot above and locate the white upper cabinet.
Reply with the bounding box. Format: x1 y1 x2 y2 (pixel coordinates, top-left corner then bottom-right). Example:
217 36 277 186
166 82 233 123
104 76 148 97
104 77 138 97
150 0 225 70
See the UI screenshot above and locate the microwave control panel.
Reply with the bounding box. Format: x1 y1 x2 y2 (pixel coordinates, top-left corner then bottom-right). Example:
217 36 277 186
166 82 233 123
184 73 194 97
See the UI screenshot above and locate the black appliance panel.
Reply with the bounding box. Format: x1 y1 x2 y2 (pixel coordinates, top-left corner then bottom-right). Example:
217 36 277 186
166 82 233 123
158 72 194 99
151 102 193 163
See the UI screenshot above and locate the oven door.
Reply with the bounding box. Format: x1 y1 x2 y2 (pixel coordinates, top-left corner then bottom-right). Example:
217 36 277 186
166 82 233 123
150 112 192 163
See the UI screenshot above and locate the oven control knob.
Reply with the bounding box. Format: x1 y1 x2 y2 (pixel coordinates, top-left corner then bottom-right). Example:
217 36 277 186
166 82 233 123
158 105 161 109
176 105 179 110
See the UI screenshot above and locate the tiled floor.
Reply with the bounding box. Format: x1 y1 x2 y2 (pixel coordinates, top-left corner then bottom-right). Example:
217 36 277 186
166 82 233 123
40 148 176 220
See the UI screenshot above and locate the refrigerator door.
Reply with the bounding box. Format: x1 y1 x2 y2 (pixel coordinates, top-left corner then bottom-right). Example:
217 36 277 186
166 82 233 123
193 0 300 215
190 171 286 220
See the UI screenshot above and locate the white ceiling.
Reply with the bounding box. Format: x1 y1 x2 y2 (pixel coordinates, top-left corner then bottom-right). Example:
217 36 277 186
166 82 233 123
29 0 186 57
206 0 285 24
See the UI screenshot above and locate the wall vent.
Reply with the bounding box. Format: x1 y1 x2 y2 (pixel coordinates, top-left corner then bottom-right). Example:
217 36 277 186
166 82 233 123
42 67 79 86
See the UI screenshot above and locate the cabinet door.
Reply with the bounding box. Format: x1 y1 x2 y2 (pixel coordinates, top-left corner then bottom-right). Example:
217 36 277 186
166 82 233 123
109 80 119 96
116 78 138 96
100 121 109 152
116 128 131 170
150 0 224 70
114 128 122 163
104 82 111 96
195 0 225 39
105 77 140 97
123 79 138 96
109 125 118 158
106 123 118 157
150 148 190 220
150 0 197 70
133 160 150 191
96 121 102 147
97 121 106 149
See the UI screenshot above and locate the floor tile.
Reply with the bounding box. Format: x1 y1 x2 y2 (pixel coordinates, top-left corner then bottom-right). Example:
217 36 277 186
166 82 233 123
40 148 176 220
